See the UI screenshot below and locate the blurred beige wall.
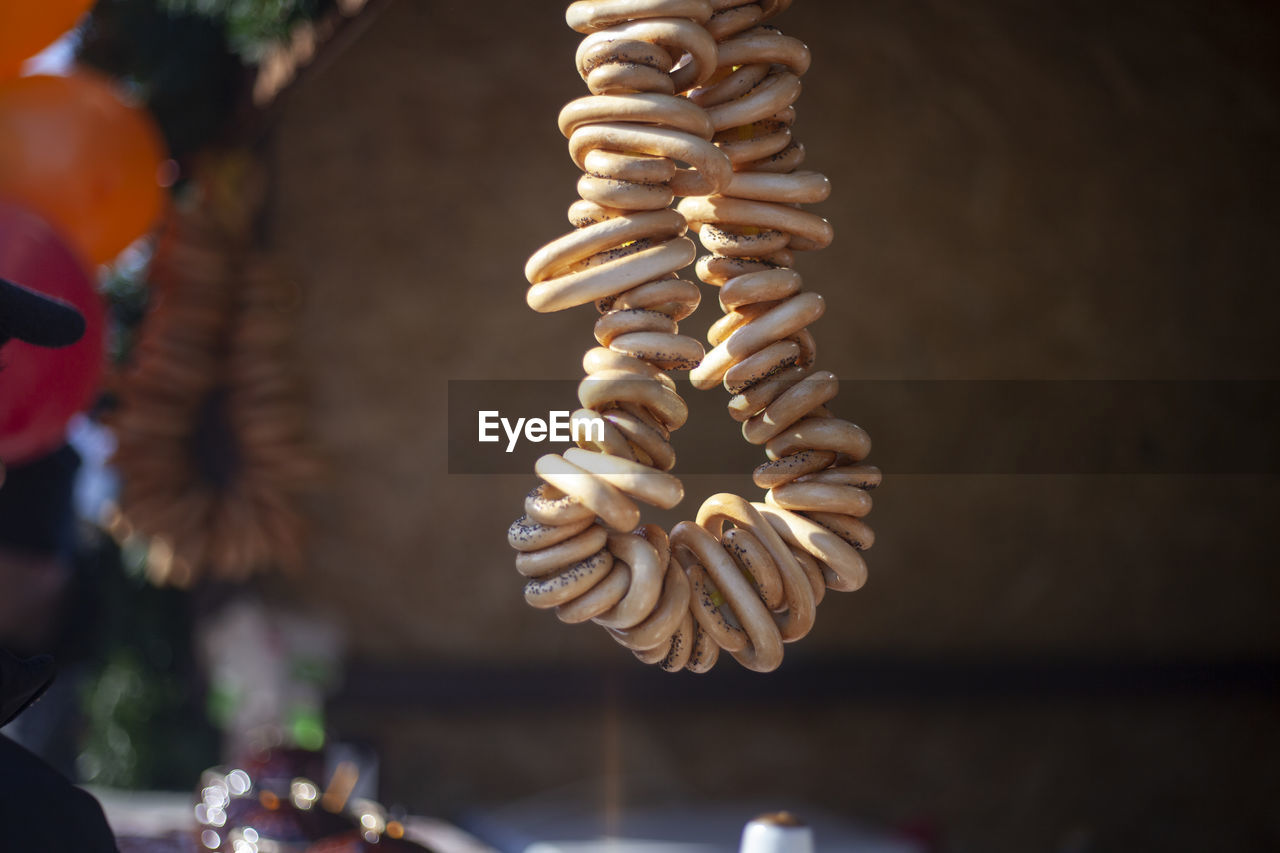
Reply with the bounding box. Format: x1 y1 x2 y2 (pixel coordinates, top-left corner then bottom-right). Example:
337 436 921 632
265 0 1280 665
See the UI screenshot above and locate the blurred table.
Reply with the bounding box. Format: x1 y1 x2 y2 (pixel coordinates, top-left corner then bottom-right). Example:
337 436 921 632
94 787 921 853
91 787 497 853
462 792 924 853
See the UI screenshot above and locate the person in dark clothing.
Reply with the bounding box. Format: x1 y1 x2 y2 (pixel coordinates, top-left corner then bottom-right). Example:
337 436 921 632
1 276 119 852
1 650 118 853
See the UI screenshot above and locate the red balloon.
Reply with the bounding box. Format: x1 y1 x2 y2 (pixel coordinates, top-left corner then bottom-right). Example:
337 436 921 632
0 200 104 464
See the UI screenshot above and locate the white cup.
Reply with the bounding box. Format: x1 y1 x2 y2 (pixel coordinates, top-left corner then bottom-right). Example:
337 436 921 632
740 812 814 853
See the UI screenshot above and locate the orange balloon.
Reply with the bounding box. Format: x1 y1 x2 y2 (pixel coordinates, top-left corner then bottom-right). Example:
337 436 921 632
0 0 94 79
0 71 168 264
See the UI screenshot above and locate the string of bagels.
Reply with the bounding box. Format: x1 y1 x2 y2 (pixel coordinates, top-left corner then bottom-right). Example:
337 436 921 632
508 0 879 673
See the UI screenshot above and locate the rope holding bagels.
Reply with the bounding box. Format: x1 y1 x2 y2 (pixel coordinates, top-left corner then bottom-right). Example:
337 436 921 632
508 0 878 673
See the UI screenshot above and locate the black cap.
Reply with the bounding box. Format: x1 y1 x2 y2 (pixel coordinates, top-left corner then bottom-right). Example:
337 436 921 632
0 277 85 349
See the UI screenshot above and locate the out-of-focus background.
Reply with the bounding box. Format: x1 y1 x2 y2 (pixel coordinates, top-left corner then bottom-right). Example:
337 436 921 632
1 1 1277 851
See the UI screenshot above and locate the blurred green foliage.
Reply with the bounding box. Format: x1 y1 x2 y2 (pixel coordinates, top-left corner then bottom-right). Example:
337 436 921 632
99 242 152 368
77 0 334 159
76 534 220 789
161 0 333 61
